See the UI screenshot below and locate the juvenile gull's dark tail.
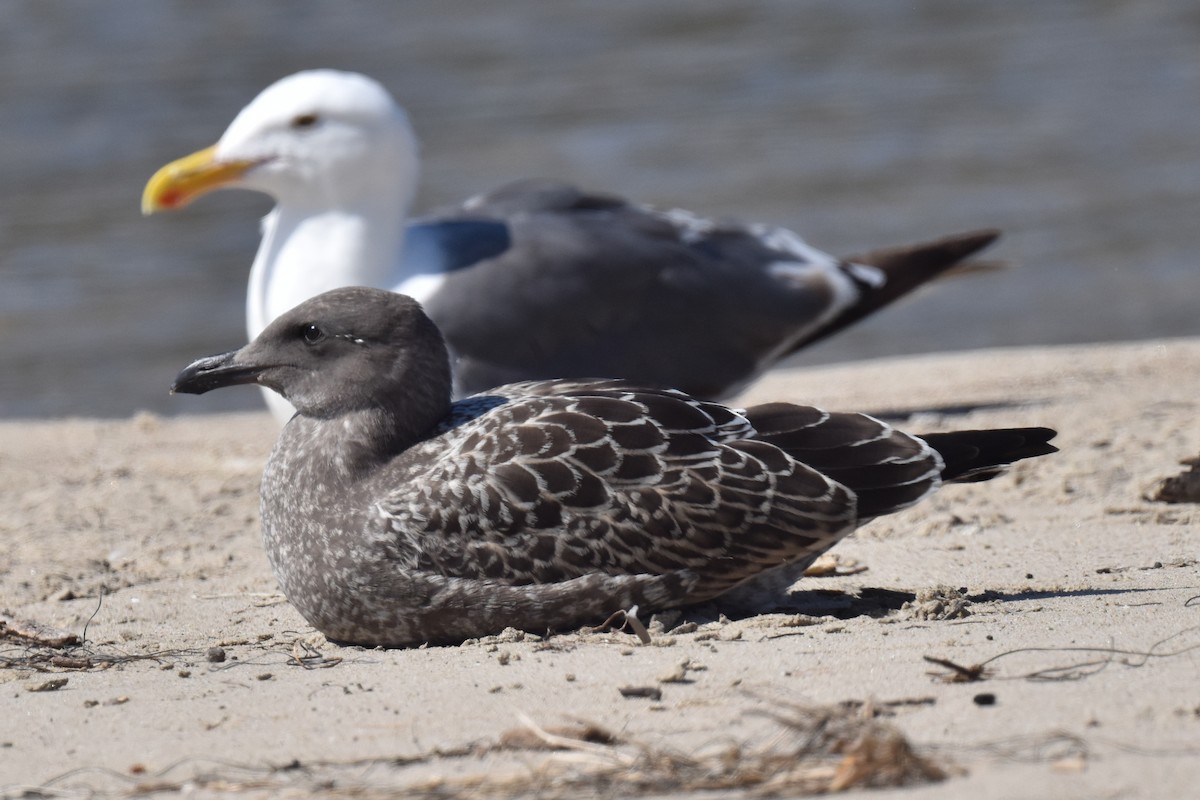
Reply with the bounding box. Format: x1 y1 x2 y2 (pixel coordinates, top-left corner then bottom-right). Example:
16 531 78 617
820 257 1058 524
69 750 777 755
921 427 1059 483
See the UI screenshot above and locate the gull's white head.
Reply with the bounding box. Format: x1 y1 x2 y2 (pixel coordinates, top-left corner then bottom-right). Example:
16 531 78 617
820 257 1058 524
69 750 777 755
143 69 420 213
218 70 418 206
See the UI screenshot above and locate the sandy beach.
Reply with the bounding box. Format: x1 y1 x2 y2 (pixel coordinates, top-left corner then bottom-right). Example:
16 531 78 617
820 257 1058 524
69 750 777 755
3 338 1199 798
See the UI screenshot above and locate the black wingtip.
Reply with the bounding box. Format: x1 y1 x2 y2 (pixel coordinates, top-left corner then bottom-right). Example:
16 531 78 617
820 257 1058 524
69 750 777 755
786 228 1003 354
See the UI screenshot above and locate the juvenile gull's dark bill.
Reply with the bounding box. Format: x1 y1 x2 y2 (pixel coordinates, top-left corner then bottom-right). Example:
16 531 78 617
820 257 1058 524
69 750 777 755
145 69 1000 423
173 287 1057 648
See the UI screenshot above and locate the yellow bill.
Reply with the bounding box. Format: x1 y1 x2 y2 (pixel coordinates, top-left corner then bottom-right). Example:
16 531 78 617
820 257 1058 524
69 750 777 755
141 145 260 215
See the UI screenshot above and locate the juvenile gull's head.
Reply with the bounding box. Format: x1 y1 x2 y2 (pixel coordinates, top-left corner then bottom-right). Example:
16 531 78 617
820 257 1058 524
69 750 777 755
172 287 451 424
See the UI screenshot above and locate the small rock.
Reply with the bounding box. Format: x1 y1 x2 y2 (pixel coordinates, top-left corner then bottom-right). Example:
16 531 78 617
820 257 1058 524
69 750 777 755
205 646 226 663
903 587 971 621
658 658 706 684
618 685 662 701
26 678 68 693
658 662 690 684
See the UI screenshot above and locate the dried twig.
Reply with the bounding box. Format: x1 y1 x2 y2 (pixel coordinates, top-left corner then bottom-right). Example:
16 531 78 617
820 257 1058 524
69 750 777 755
26 700 945 798
926 623 1200 684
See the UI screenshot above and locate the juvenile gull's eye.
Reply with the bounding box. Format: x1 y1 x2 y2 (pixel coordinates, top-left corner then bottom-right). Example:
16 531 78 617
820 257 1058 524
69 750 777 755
291 113 320 129
301 323 325 344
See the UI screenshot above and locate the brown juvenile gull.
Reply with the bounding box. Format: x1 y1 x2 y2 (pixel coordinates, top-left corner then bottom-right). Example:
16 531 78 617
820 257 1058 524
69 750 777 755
172 287 1057 648
144 69 1000 422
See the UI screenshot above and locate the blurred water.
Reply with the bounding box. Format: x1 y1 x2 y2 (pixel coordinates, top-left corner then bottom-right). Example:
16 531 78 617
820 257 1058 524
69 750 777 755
0 0 1197 417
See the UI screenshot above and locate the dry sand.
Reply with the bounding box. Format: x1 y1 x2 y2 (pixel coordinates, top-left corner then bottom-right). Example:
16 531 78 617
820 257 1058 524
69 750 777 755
2 339 1199 798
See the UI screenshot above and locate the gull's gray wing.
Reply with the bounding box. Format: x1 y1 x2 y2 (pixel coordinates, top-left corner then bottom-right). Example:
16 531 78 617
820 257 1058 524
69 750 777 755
410 179 998 400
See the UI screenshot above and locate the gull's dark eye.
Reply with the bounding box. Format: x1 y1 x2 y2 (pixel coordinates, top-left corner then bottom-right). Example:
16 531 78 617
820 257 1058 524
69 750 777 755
301 323 325 345
291 113 320 129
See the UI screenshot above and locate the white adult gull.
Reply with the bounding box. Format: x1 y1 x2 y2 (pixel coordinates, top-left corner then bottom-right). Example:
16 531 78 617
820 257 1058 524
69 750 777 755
144 69 999 423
